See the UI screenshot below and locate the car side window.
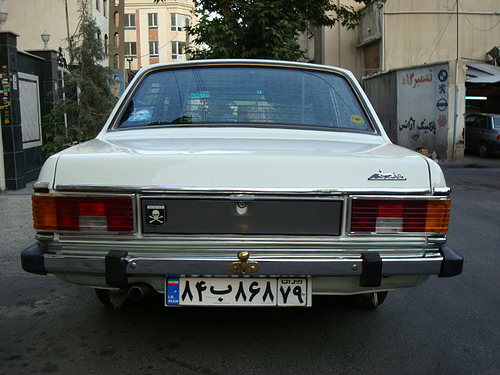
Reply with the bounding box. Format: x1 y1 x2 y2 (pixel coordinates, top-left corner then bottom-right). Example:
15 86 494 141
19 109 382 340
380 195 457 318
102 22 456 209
466 115 476 128
476 116 487 130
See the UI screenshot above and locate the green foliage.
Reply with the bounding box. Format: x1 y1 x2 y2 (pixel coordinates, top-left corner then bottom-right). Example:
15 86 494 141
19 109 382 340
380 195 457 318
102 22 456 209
155 0 385 60
41 114 67 157
44 0 116 156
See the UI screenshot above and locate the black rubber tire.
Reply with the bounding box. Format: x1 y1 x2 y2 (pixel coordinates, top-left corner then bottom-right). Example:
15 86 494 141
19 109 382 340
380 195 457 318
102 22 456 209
94 288 114 308
353 291 388 308
478 142 489 158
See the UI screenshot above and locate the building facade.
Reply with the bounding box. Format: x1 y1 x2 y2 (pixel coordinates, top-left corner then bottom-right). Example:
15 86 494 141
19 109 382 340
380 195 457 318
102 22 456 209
3 0 111 66
1 0 122 190
110 0 125 96
356 0 500 76
123 0 194 71
311 0 500 160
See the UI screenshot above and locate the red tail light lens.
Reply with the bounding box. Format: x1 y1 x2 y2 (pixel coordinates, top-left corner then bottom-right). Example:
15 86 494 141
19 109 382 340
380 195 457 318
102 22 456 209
33 195 134 232
350 198 450 234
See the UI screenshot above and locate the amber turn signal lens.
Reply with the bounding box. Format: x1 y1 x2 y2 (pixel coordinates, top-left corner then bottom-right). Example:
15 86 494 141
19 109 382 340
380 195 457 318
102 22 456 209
424 199 450 234
32 195 58 231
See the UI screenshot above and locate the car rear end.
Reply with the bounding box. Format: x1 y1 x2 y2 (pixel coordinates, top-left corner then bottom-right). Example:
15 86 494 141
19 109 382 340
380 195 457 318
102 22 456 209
22 60 463 308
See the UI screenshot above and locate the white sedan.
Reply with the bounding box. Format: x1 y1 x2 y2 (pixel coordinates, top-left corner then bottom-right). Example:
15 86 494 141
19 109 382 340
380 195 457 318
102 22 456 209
22 60 463 308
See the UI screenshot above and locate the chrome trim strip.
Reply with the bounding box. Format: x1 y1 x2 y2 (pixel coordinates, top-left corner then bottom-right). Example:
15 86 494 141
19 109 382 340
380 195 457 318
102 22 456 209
44 254 105 274
140 194 343 201
54 184 431 195
43 253 444 277
33 181 50 192
433 187 451 196
428 236 448 245
46 238 430 253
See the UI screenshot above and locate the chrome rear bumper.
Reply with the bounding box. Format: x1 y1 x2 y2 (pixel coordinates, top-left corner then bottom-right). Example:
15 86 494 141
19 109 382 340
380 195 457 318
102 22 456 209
21 244 463 288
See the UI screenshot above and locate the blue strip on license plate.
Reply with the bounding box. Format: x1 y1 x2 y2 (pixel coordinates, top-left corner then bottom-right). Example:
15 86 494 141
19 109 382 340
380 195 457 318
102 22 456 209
166 276 180 305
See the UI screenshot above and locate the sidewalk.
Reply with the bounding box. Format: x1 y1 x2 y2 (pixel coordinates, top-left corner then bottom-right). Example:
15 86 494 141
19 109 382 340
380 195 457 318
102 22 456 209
438 152 500 168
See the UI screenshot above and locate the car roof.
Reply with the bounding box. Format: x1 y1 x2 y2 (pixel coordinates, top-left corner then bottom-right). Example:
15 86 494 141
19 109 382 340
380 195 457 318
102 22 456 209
136 59 354 77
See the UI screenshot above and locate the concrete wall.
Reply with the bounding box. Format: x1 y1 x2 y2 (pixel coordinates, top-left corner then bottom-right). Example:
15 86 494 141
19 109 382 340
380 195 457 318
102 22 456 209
0 32 59 190
363 70 398 142
395 63 451 158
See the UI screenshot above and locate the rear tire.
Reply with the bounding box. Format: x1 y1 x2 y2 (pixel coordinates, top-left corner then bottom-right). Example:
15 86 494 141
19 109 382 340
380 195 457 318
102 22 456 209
353 291 388 308
478 142 489 158
94 288 128 309
95 288 113 308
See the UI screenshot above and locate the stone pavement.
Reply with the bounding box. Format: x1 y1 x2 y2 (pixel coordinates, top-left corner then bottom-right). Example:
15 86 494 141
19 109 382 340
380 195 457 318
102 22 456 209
438 152 500 169
0 182 34 275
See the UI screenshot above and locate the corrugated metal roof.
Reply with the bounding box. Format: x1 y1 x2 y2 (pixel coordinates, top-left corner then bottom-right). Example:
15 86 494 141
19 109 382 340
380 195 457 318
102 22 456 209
467 63 500 83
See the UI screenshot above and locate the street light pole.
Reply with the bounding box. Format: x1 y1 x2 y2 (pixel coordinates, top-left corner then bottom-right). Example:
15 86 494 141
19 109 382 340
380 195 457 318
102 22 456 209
41 31 51 49
0 0 9 31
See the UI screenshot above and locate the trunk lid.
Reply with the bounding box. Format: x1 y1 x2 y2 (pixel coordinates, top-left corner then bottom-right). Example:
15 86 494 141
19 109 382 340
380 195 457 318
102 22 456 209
52 128 431 192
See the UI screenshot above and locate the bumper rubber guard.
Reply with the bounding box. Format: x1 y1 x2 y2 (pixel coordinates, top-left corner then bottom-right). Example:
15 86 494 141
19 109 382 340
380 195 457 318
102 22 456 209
21 244 48 275
439 245 464 277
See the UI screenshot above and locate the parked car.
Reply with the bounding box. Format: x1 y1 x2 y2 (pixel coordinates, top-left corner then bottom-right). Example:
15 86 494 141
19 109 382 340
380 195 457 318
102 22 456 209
465 113 500 157
22 60 463 309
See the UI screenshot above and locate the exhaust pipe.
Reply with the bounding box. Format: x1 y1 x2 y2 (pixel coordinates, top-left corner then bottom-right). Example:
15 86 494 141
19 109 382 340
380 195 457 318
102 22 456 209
127 284 153 301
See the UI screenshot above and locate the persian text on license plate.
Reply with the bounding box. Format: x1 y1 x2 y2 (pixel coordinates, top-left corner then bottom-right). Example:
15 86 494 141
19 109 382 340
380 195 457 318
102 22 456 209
165 277 310 306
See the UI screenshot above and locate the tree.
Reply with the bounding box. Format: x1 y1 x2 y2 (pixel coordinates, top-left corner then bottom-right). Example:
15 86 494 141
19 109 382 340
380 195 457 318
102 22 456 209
43 0 116 156
155 0 385 60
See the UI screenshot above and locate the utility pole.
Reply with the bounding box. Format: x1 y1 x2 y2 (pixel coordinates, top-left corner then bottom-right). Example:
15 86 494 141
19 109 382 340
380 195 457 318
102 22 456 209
452 0 460 159
65 0 72 53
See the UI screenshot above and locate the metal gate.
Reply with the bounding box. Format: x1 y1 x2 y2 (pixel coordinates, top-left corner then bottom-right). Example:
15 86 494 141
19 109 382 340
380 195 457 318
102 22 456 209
19 72 42 149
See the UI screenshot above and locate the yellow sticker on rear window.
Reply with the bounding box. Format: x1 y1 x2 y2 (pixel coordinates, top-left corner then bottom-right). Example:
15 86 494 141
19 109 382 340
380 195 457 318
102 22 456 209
350 115 364 125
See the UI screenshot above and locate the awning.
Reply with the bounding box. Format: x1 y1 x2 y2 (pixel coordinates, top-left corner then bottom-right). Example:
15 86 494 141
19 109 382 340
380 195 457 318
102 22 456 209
467 63 500 83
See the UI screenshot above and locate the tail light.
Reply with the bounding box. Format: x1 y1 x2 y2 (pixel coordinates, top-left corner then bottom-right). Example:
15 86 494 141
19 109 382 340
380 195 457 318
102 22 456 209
32 195 134 233
350 198 450 234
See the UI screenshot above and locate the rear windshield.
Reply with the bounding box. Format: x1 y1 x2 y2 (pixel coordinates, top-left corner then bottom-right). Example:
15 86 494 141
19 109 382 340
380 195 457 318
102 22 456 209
115 66 374 133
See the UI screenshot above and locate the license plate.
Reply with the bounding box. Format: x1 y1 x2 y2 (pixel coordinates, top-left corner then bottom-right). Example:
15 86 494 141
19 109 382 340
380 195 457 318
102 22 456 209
165 277 310 306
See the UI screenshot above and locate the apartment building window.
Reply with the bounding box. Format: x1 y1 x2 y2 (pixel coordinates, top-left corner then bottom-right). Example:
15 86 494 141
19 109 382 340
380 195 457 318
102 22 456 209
149 41 159 57
103 0 108 17
172 41 186 60
171 14 189 31
148 13 158 29
104 34 109 54
113 32 119 48
96 0 101 12
125 14 136 29
125 42 137 57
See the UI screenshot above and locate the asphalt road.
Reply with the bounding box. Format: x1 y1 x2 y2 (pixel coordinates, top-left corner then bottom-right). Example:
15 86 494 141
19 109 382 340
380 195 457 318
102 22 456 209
0 155 499 375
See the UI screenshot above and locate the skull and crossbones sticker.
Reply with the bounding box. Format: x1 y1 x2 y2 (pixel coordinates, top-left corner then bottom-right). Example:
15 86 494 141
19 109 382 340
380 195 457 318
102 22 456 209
146 205 166 226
